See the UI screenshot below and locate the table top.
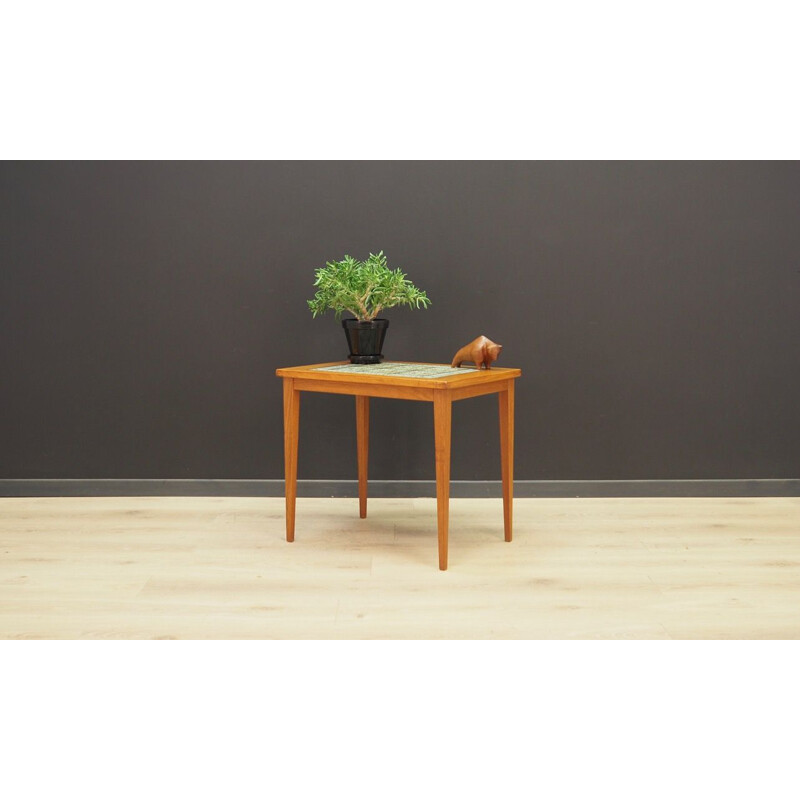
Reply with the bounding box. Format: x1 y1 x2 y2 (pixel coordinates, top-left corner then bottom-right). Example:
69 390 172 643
276 361 521 390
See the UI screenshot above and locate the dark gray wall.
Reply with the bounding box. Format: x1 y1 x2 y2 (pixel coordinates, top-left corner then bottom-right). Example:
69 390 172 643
1 161 799 481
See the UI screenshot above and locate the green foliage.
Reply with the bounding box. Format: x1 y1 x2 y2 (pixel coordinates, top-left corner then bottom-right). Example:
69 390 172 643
307 251 431 321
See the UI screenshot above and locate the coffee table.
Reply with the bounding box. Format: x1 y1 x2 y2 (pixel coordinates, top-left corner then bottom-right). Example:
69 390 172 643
275 361 521 570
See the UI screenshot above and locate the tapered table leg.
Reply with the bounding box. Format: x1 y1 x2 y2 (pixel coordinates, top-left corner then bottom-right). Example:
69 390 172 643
283 378 300 542
498 379 514 542
433 391 452 570
356 395 370 519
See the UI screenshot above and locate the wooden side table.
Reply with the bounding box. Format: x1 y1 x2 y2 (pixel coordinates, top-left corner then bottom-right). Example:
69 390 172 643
275 361 521 570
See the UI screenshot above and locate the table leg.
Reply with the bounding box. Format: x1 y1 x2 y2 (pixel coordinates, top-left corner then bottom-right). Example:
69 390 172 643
499 379 514 542
356 395 369 518
283 377 300 542
433 391 452 570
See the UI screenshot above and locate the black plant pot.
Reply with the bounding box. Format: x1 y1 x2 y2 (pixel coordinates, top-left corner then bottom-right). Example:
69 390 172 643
342 319 389 364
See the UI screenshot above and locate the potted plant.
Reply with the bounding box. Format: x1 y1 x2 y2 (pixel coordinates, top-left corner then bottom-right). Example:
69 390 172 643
308 251 431 363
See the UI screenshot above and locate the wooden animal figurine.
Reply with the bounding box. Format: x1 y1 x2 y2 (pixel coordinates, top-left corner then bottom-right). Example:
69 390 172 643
451 335 503 370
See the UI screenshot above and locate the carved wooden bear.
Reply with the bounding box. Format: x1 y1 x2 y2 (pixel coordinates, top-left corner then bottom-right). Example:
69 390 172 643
451 335 503 370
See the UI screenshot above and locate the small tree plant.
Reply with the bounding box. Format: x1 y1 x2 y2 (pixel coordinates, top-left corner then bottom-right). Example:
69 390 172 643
308 251 431 322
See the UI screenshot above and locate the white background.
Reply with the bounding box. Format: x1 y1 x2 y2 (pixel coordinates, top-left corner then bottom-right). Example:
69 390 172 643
2 2 798 797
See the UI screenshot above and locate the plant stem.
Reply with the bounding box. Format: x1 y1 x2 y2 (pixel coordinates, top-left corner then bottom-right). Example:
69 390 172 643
360 281 376 320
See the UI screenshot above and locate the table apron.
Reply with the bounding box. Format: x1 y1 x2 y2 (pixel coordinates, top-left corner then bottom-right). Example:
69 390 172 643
291 378 435 401
449 381 510 401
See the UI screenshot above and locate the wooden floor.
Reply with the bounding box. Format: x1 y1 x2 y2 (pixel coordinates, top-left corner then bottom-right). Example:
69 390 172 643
1 496 798 639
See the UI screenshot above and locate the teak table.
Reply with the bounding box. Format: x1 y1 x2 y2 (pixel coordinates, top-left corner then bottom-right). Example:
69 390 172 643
275 361 521 570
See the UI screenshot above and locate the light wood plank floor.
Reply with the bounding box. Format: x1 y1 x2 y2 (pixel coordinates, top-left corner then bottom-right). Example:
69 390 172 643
1 496 798 639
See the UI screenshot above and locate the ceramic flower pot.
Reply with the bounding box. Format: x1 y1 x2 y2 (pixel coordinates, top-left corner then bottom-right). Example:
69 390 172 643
342 319 389 364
